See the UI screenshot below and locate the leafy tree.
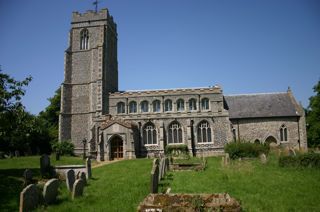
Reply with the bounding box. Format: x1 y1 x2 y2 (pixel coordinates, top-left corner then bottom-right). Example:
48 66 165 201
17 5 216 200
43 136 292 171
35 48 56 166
306 80 320 147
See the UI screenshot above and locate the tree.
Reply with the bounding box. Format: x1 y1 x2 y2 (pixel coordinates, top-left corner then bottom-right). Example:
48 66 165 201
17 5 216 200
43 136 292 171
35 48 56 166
306 80 320 147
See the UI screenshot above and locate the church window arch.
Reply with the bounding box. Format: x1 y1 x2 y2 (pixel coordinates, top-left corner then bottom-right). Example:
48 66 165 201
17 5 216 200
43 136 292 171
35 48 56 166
201 98 209 110
197 120 212 143
168 121 183 144
143 122 157 145
140 101 149 113
129 101 137 113
280 124 288 141
164 99 172 112
117 102 125 114
153 100 161 112
177 99 185 112
189 98 197 111
80 29 89 50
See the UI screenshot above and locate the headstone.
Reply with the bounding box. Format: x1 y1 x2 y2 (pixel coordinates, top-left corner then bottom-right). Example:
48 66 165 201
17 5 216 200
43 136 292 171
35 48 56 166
161 158 166 179
40 154 50 177
158 159 163 181
86 158 92 179
23 169 33 186
289 148 296 156
43 178 59 204
221 156 225 166
225 153 230 165
19 184 40 212
15 150 20 157
153 158 159 167
79 171 87 185
150 164 159 193
260 153 267 164
72 179 85 199
66 169 75 192
165 158 170 171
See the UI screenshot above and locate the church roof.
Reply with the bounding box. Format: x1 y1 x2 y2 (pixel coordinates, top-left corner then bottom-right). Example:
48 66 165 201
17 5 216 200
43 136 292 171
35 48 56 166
224 92 300 119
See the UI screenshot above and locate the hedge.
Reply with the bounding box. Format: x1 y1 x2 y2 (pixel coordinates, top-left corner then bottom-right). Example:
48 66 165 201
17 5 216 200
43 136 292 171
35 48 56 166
279 153 320 168
224 141 269 160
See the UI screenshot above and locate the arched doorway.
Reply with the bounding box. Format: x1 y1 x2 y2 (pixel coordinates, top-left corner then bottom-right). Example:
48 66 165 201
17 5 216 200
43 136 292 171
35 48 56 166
110 136 123 160
265 136 277 145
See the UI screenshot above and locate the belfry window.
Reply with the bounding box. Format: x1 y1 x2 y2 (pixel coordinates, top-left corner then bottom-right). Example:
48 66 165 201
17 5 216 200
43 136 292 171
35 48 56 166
80 29 89 50
143 122 157 145
280 124 288 141
189 98 197 111
129 101 137 113
168 121 183 144
177 99 185 112
141 101 149 113
197 121 212 143
164 99 172 112
153 100 161 112
117 102 125 114
201 98 209 110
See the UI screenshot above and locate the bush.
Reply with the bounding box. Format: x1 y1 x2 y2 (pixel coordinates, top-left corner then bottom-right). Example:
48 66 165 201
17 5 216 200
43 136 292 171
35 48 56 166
51 140 74 156
224 141 269 160
165 144 189 157
279 153 320 168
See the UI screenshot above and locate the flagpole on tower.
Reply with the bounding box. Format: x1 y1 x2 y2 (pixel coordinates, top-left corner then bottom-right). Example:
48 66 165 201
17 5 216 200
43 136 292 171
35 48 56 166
93 0 99 13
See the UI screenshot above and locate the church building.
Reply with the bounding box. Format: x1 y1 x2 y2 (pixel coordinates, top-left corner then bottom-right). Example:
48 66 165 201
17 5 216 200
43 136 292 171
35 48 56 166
59 9 307 161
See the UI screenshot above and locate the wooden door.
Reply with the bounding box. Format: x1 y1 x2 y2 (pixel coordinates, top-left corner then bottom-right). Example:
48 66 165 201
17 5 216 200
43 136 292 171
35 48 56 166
111 137 123 160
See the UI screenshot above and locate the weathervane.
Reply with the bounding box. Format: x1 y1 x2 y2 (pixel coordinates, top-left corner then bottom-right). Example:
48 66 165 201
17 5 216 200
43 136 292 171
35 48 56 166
93 0 99 13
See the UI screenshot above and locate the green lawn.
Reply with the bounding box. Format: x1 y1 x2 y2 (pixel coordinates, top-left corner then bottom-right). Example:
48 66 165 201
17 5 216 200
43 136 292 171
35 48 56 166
1 154 320 211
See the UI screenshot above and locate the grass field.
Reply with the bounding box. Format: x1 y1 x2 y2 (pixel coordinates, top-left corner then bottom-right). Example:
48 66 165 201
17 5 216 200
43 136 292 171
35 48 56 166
1 154 320 211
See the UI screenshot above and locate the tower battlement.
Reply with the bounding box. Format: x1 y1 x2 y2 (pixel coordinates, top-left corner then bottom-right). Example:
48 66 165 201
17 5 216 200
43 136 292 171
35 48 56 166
72 8 113 24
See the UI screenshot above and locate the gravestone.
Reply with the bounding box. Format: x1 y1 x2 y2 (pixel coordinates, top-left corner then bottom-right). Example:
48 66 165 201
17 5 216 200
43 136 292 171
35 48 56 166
23 169 33 186
66 169 75 192
158 159 164 181
72 179 85 199
161 158 166 179
150 163 159 193
165 158 169 171
15 150 20 157
221 156 225 166
289 148 296 156
86 158 92 179
260 153 267 164
40 154 50 177
19 184 40 212
153 158 159 167
225 153 230 165
79 171 87 185
43 178 59 204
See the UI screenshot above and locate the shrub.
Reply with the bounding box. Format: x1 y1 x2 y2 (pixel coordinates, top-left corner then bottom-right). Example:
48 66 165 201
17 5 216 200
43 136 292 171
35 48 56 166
279 153 320 168
51 140 74 156
224 141 269 159
165 144 189 157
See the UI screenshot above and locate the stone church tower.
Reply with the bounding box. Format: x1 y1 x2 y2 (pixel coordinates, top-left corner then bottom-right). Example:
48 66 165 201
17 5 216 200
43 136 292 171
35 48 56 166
59 9 118 154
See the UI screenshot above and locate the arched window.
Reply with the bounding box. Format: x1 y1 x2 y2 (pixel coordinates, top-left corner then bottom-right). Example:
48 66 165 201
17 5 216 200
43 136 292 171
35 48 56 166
197 121 212 143
80 29 89 50
140 101 149 113
177 99 185 112
168 121 183 144
280 125 288 141
164 99 172 112
153 100 161 112
143 122 157 145
201 98 209 110
117 102 125 114
189 98 197 111
129 101 137 113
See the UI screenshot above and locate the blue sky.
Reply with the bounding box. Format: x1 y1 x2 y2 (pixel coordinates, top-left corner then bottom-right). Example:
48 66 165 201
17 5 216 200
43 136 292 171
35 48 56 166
0 0 319 115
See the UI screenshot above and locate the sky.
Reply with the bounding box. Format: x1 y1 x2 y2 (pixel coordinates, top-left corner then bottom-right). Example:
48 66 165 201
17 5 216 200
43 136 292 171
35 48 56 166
0 0 319 115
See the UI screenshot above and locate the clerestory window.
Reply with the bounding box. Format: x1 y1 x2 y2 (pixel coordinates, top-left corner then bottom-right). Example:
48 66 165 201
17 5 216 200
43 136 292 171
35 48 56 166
201 98 209 110
117 102 125 114
141 101 149 113
189 98 197 111
177 99 185 112
129 101 137 113
164 99 172 112
153 100 161 112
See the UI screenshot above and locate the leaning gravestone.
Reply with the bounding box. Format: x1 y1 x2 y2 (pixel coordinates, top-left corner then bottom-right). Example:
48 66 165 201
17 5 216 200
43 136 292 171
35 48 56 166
150 163 159 194
260 153 267 164
86 158 92 179
43 178 59 204
72 179 85 199
40 154 50 177
19 184 40 212
23 169 33 186
66 169 75 192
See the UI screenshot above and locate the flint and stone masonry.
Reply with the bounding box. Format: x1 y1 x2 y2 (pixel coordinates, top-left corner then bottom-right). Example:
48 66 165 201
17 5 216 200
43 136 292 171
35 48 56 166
59 8 307 160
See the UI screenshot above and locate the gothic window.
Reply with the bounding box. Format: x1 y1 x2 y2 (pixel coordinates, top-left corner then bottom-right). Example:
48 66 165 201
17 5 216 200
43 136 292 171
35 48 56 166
201 98 209 110
141 101 149 113
117 102 125 114
153 100 161 112
129 101 137 113
189 98 197 111
177 99 185 112
164 99 172 112
143 122 157 145
280 124 288 141
168 121 183 144
197 121 212 143
80 29 89 50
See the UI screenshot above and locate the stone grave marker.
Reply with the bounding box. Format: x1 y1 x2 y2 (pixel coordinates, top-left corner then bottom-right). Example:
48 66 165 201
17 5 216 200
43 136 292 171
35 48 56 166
161 158 166 179
158 159 163 181
23 169 33 186
225 153 230 165
260 153 267 164
150 163 159 194
165 158 169 171
289 148 296 156
221 156 225 166
66 169 75 192
19 184 40 212
86 158 92 179
40 154 50 177
80 171 87 185
43 178 59 204
72 179 85 199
